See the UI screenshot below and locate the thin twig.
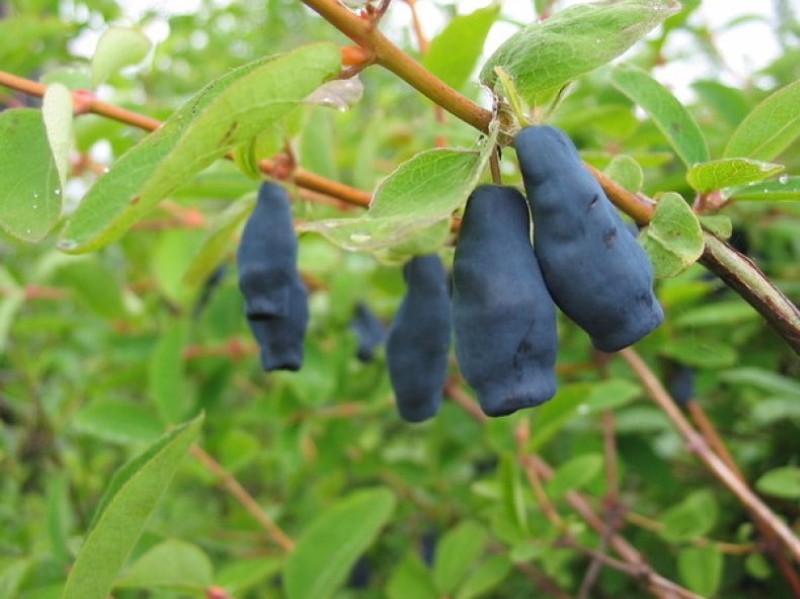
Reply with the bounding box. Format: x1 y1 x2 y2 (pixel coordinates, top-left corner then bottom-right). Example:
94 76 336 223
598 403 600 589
619 348 800 562
189 445 295 552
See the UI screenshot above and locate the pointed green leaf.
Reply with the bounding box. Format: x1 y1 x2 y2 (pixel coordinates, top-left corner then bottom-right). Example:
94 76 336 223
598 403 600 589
756 466 800 499
724 79 800 161
0 109 62 242
0 268 24 353
726 176 800 202
284 487 396 599
660 337 737 369
299 126 497 255
456 555 512 599
659 490 718 542
91 26 152 86
678 545 723 597
675 301 759 328
73 399 164 446
61 43 340 253
55 257 127 319
604 154 644 192
183 194 255 288
433 521 488 594
698 214 732 238
148 322 191 424
42 83 73 190
528 383 592 451
387 553 438 599
62 413 204 599
611 64 709 167
641 192 704 278
546 454 603 497
115 539 213 591
686 158 783 192
692 80 750 128
480 0 679 105
423 3 500 91
499 454 528 537
0 558 31 599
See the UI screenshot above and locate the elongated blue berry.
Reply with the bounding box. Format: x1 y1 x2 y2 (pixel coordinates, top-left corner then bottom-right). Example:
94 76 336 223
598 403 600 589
386 254 451 422
237 181 309 371
453 185 558 417
515 125 663 352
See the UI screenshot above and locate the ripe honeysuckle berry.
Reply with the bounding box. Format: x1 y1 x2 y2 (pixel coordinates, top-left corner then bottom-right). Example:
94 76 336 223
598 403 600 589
386 254 451 423
515 125 663 352
453 184 558 417
237 181 309 371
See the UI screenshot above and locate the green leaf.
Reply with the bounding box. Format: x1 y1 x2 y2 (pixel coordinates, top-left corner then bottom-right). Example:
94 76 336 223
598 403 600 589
299 134 496 255
182 194 255 288
0 109 62 242
62 413 204 599
0 559 31 599
720 368 800 396
659 490 717 542
480 0 679 105
698 214 732 238
455 554 512 599
585 378 642 411
686 158 784 192
42 83 74 190
284 487 396 599
611 64 709 167
115 539 213 591
215 557 282 596
756 467 800 499
546 454 603 497
675 301 759 328
55 257 127 319
61 43 340 253
660 337 737 368
0 268 24 353
499 453 528 536
387 553 438 599
604 154 644 192
692 80 750 129
433 521 488 594
678 544 723 597
528 383 592 451
91 26 152 86
641 192 704 278
724 79 800 161
148 322 191 424
726 176 800 202
423 4 500 91
72 399 170 446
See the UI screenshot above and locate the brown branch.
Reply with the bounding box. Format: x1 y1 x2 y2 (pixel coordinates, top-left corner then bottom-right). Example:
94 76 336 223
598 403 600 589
523 455 702 599
190 444 295 552
619 348 800 562
687 401 800 594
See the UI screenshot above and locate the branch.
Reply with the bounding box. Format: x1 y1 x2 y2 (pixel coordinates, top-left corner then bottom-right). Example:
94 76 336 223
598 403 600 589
190 444 295 552
619 348 800 562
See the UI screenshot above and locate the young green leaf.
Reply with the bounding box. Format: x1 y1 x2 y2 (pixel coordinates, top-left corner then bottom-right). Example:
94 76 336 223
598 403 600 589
42 83 73 190
0 109 62 242
724 79 800 161
114 539 214 592
386 553 438 599
480 0 679 105
91 26 152 86
72 400 164 446
284 487 396 599
62 413 204 599
433 521 488 595
692 79 751 128
499 454 529 537
686 158 783 192
455 555 512 599
182 193 256 288
641 192 704 278
299 144 490 254
725 176 800 202
756 466 800 499
611 64 709 167
148 321 191 424
658 490 718 542
678 544 723 597
604 154 644 192
61 43 340 253
546 454 603 497
423 3 500 91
